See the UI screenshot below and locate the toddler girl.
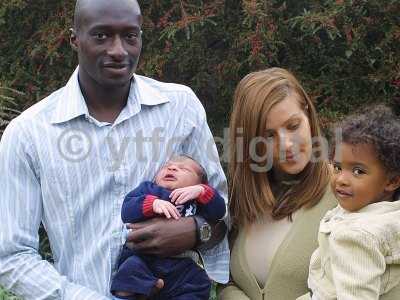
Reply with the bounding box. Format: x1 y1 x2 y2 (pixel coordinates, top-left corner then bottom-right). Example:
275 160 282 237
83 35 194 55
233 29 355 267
298 105 400 299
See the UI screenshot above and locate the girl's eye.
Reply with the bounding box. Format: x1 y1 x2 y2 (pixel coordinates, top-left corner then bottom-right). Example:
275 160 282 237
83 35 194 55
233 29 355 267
353 168 365 176
332 163 341 173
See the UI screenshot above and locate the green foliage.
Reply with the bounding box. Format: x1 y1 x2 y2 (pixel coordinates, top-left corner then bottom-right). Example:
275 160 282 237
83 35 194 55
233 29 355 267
0 87 23 134
1 0 399 134
0 0 399 298
0 226 50 300
138 0 400 133
0 287 20 300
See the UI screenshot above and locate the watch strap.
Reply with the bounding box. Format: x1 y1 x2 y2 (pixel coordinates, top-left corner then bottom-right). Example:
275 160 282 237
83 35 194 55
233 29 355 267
192 215 210 248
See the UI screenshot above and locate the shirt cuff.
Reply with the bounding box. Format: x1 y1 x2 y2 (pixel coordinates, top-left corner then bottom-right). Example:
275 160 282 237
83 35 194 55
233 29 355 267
197 184 214 204
142 195 158 217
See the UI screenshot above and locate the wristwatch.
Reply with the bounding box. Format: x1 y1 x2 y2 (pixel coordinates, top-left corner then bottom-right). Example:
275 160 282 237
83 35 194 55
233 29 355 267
193 215 212 246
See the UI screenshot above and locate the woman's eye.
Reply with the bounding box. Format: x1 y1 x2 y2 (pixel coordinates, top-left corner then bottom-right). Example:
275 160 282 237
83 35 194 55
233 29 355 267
287 122 300 131
265 130 275 138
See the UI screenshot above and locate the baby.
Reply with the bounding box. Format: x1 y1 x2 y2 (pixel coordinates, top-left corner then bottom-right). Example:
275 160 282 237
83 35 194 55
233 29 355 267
111 155 226 300
298 105 400 299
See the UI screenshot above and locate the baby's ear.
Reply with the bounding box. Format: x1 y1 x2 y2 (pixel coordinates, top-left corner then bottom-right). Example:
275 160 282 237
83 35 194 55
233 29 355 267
385 175 400 192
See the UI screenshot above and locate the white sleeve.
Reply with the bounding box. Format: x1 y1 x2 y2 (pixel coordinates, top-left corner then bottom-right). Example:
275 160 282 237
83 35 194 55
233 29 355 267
329 229 385 300
180 89 230 284
0 120 110 300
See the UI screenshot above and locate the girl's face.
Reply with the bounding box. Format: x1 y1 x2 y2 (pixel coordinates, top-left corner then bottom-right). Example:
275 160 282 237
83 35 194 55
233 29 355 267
265 93 312 176
331 143 394 212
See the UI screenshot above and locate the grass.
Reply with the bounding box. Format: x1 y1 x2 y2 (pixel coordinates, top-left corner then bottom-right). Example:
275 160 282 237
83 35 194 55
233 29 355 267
0 287 20 300
0 285 217 299
0 223 218 300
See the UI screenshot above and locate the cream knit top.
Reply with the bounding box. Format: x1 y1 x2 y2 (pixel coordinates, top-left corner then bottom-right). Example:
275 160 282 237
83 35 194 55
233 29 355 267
245 179 300 288
245 212 296 287
301 201 400 300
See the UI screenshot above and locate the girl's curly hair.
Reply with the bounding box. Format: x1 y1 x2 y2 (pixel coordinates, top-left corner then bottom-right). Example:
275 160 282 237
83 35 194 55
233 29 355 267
334 105 400 177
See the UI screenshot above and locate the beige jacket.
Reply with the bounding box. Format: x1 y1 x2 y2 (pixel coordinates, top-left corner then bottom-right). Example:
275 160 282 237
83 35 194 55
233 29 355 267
218 190 337 300
298 201 400 300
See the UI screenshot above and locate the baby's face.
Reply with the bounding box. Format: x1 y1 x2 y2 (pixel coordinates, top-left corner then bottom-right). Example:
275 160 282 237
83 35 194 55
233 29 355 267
155 157 202 190
331 142 391 212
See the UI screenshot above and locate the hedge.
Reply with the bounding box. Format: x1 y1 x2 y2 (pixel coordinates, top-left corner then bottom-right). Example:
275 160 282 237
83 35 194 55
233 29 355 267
1 0 399 134
0 0 399 299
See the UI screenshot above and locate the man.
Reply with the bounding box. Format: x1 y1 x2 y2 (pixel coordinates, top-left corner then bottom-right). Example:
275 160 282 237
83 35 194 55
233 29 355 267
0 0 229 299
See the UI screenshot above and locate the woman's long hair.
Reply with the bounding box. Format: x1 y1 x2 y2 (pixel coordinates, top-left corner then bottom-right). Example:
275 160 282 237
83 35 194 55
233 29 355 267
228 68 330 229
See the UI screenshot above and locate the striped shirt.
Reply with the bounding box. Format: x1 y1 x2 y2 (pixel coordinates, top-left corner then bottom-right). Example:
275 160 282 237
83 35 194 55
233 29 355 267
0 67 229 299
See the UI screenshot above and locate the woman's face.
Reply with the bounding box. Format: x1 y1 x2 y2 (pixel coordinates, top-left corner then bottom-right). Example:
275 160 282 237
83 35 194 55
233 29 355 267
265 93 313 175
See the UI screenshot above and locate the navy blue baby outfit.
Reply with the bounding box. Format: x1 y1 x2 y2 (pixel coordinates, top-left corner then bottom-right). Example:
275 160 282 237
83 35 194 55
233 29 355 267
110 181 226 300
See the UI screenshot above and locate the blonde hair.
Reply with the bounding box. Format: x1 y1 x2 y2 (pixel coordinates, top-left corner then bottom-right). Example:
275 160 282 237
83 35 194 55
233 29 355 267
229 68 330 228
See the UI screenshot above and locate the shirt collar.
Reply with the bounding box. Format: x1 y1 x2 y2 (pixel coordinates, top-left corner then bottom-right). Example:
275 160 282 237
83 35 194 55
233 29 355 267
51 67 169 125
319 201 400 233
51 67 88 124
132 73 170 106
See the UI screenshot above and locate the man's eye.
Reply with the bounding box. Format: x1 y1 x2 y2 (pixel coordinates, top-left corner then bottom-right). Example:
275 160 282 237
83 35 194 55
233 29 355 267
94 33 107 40
126 32 139 39
126 32 141 43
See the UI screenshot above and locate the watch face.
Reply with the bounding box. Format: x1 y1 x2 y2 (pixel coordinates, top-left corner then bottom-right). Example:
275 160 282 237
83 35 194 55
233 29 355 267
200 223 211 242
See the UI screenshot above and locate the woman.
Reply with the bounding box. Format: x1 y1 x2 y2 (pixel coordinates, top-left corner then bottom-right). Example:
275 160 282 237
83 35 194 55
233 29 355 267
218 68 400 299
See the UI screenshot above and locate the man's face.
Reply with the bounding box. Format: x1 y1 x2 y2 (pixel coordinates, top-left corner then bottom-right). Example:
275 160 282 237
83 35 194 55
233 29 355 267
71 0 142 88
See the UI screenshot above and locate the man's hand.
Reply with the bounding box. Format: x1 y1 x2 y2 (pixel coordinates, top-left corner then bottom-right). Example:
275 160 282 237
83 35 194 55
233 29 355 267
125 217 196 257
170 185 204 205
152 199 180 220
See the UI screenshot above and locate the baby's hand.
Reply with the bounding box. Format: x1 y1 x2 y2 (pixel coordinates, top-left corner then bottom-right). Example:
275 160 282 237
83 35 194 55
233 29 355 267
152 199 180 220
170 185 204 205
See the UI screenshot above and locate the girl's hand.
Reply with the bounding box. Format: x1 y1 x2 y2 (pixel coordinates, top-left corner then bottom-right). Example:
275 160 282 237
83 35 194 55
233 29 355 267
152 199 180 220
170 185 204 205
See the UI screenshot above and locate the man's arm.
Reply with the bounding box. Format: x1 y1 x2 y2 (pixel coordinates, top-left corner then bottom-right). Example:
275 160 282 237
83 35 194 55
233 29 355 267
180 88 230 283
124 182 227 255
125 216 226 255
0 120 109 300
126 217 196 256
127 88 229 282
